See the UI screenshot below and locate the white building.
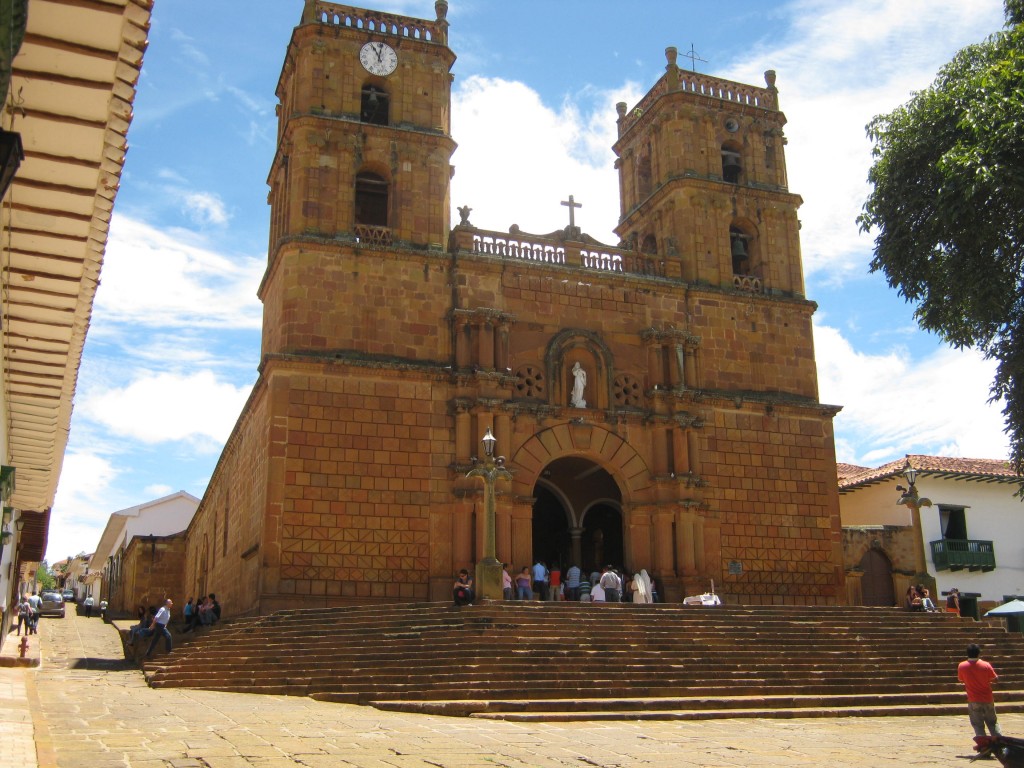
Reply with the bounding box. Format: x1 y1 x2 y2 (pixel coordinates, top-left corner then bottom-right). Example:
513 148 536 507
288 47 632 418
840 455 1023 616
88 491 201 585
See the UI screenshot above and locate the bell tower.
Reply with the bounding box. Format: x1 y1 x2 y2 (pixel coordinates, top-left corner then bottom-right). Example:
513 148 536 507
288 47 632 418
613 48 804 297
260 0 457 357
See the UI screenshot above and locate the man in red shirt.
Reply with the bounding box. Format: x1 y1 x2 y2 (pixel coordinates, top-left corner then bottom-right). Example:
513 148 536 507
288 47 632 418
958 644 1002 738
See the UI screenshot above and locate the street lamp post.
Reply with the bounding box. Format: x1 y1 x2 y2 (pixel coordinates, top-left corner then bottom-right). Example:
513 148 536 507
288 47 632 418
896 459 932 577
467 427 512 601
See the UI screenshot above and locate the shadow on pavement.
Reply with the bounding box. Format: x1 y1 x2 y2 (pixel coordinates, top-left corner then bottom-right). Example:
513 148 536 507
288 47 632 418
69 657 136 671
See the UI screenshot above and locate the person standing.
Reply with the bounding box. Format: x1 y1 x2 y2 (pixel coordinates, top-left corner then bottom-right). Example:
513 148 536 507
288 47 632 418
83 594 94 618
515 567 532 600
599 566 622 603
27 592 41 634
182 597 195 632
549 564 562 601
15 594 30 635
144 599 174 659
501 564 513 600
565 563 581 601
958 643 1001 740
531 560 548 601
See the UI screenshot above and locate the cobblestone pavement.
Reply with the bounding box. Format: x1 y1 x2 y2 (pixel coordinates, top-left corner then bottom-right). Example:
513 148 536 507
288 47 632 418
1 609 1020 767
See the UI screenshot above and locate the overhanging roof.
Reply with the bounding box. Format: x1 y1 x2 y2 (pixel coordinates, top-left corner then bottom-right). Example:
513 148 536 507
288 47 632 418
839 454 1021 493
1 0 151 515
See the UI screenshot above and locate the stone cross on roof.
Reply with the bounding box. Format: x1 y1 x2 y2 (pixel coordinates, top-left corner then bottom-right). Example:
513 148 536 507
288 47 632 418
561 195 582 232
683 43 707 72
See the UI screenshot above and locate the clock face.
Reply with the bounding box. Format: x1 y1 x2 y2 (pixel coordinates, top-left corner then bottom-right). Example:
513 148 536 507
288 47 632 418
359 42 398 77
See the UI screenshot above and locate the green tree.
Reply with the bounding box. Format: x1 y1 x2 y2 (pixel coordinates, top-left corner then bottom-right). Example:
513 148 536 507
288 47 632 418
36 561 56 591
858 1 1024 473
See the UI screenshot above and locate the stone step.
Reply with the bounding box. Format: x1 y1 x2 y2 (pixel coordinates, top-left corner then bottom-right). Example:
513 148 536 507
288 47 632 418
368 690 1024 717
149 674 987 700
470 701 1024 722
175 629 987 650
143 602 1024 720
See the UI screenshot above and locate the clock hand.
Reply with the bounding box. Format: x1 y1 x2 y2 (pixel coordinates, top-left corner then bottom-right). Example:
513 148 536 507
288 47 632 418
375 43 383 62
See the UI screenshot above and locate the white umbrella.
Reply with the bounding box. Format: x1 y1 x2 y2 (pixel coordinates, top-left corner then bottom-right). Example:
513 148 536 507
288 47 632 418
985 599 1024 616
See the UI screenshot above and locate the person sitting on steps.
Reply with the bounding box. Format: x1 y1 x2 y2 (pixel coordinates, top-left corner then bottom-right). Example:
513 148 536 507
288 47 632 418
906 586 924 611
453 569 474 606
918 585 939 612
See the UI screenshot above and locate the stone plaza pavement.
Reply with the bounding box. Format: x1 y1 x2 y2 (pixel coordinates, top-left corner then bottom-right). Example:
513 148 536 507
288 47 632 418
0 609 1020 767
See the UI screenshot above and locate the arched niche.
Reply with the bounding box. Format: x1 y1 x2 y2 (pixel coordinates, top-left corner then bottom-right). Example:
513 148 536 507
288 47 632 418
545 329 613 411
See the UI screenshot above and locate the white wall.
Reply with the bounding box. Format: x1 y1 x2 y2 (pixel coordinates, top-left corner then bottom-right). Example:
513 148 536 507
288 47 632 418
119 493 199 549
842 475 1024 603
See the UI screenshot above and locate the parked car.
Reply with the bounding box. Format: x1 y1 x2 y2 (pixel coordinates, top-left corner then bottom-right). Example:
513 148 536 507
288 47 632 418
39 592 65 618
61 589 75 602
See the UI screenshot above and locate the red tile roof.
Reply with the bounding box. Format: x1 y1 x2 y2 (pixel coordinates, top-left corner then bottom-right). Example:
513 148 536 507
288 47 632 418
837 462 869 481
839 454 1019 491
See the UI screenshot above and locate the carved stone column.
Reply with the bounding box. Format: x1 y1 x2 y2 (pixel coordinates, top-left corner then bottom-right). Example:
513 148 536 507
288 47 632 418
454 405 471 464
677 511 697 575
569 526 584 568
479 319 495 371
652 510 675 575
454 315 472 368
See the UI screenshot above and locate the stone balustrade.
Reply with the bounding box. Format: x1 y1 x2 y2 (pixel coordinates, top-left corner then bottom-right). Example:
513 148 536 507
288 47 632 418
732 274 764 294
620 71 775 132
309 1 446 43
468 230 665 278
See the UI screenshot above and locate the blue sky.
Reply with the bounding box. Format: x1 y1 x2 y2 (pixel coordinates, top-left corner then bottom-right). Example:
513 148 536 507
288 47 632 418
47 0 1010 561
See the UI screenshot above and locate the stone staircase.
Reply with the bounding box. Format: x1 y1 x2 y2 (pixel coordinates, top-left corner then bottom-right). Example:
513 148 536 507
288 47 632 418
142 602 1024 720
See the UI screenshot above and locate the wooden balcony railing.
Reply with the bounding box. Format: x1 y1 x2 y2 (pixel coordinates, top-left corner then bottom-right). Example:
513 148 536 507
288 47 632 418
931 538 996 572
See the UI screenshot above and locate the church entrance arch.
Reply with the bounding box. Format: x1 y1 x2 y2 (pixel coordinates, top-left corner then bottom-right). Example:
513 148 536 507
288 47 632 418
531 456 622 573
580 503 623 574
531 486 571 570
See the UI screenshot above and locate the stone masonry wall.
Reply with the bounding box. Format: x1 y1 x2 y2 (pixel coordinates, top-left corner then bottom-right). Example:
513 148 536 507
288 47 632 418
703 406 843 605
259 362 449 610
183 386 269 618
117 534 186 617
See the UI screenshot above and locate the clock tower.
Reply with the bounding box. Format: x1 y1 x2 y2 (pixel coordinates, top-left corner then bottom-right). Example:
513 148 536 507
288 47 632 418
261 0 457 357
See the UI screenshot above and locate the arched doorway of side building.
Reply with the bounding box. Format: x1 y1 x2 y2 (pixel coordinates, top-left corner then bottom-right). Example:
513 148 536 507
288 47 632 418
858 547 896 607
531 456 623 574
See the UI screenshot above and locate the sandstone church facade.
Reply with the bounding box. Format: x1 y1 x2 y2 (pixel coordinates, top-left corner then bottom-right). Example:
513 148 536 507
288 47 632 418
182 0 845 613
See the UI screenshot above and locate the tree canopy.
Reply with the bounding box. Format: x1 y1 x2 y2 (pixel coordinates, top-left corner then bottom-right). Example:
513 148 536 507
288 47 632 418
36 562 56 591
858 1 1024 473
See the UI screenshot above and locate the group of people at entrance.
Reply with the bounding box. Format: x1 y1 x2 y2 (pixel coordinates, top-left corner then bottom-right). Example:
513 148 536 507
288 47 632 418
454 561 657 605
526 562 657 603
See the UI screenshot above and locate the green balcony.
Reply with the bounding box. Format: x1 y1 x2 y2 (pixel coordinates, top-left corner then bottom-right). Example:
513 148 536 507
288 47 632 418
931 538 996 572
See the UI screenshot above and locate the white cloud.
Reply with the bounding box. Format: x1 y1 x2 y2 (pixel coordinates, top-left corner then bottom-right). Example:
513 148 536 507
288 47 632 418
144 484 174 498
98 215 263 330
48 452 123 561
814 323 1009 464
182 191 230 226
722 0 1005 279
78 370 251 447
451 76 643 244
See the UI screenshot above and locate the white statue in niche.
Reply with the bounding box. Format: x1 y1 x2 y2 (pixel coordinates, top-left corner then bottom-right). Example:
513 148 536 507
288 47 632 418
570 362 587 408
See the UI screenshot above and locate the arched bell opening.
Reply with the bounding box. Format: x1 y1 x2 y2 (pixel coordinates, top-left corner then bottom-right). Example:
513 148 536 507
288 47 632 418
360 84 390 125
354 171 389 227
721 140 742 184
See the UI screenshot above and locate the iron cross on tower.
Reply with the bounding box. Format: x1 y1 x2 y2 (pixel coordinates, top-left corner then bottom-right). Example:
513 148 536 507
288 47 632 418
561 194 582 235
